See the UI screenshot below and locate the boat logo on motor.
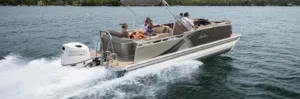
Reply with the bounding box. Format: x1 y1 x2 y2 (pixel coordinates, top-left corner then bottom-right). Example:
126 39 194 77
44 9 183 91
198 34 208 40
68 50 87 56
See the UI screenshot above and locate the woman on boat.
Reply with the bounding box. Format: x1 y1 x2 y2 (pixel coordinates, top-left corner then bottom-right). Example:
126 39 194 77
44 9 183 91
140 17 154 36
121 23 147 39
143 17 173 35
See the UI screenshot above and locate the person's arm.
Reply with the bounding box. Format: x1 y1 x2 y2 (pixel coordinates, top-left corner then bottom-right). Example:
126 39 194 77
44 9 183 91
187 18 195 25
187 18 199 28
123 30 130 39
152 23 163 27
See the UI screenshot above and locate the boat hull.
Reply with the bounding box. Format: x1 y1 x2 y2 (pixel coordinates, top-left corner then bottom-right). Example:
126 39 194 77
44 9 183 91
108 34 240 73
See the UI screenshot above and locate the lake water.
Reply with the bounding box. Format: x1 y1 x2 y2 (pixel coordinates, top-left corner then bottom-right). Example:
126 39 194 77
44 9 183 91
0 6 300 99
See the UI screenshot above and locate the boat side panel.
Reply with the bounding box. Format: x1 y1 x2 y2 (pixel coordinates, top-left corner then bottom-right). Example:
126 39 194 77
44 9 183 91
134 39 182 63
126 36 240 71
102 36 136 59
178 41 191 51
186 24 232 46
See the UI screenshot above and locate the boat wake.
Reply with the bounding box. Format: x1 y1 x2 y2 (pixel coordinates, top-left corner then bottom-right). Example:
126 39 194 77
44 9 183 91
0 54 202 99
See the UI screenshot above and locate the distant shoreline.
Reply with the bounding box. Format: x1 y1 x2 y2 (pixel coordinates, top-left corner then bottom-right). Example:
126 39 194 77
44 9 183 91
0 4 299 7
0 5 299 7
1 0 299 7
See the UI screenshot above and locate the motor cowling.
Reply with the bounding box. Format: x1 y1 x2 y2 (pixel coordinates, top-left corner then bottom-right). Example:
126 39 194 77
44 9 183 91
61 42 92 67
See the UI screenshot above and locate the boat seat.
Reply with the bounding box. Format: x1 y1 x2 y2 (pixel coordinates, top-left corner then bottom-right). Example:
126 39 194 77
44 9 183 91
107 29 171 42
145 33 170 40
108 30 126 38
173 20 189 35
102 31 136 60
153 26 173 34
157 33 171 38
108 27 172 38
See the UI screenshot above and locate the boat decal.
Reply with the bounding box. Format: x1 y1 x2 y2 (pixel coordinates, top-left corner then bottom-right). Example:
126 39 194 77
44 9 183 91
198 34 208 40
156 40 185 57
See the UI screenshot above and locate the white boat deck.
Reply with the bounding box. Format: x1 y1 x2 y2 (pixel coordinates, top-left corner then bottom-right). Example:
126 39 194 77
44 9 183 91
90 52 134 67
109 60 134 67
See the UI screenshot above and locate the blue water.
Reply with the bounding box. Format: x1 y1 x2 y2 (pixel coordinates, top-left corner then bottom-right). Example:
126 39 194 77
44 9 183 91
0 6 300 99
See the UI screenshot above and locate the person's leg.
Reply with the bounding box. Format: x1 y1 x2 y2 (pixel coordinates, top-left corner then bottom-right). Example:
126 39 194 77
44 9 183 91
137 30 145 35
133 34 140 39
140 34 147 38
136 30 147 38
135 32 142 39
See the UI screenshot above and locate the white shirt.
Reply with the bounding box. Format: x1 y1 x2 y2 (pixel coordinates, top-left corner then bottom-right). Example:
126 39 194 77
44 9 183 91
182 17 194 30
141 24 149 33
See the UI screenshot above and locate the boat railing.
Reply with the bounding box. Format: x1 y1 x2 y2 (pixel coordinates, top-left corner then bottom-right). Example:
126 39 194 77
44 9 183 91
99 30 120 68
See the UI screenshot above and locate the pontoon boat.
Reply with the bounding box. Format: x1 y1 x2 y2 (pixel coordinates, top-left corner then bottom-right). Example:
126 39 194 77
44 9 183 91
60 0 241 76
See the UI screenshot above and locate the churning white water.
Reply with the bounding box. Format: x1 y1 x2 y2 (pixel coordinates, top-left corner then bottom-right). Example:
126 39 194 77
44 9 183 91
0 55 202 99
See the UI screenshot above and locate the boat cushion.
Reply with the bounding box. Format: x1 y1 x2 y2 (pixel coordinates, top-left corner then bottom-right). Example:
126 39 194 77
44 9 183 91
107 30 126 38
173 20 188 35
153 26 172 34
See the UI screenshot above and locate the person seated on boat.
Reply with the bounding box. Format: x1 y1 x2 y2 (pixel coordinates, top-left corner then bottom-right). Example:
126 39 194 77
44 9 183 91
182 12 199 30
142 17 173 35
121 23 147 39
120 18 155 39
140 17 154 36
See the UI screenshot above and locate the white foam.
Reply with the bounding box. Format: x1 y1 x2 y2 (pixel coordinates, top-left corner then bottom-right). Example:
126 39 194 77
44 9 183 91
0 55 203 99
64 60 203 99
0 54 24 72
0 55 110 99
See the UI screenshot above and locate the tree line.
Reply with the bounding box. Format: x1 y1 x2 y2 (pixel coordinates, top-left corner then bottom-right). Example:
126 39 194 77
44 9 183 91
0 0 121 6
0 0 299 6
166 0 300 6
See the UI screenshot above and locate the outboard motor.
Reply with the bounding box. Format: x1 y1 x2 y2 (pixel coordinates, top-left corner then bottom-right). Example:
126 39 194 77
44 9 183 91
61 42 93 67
